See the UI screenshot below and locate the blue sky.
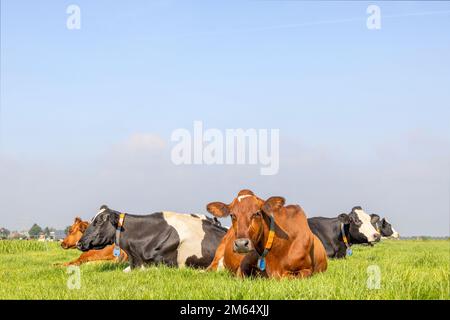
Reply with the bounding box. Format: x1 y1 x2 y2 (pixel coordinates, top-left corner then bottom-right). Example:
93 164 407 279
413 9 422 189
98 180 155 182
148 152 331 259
1 1 449 236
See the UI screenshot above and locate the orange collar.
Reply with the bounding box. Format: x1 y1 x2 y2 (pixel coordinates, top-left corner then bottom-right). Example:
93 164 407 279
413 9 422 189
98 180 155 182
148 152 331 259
113 213 126 257
257 214 275 271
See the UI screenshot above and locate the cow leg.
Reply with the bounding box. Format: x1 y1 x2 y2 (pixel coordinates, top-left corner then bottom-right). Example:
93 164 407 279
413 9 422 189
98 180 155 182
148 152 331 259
63 250 113 266
279 239 316 279
335 245 347 259
282 268 313 279
207 228 235 272
127 254 146 270
237 252 262 278
123 266 132 273
327 247 337 258
63 253 89 266
206 234 228 272
63 246 126 266
64 251 107 266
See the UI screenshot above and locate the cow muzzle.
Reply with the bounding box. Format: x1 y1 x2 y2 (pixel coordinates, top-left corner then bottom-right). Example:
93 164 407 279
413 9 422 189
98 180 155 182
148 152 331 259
374 233 381 242
76 241 89 252
233 238 253 254
368 232 381 243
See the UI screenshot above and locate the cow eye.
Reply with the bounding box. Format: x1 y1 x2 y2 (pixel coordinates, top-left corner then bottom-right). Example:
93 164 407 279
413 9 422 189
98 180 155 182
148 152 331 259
230 213 236 220
253 211 261 218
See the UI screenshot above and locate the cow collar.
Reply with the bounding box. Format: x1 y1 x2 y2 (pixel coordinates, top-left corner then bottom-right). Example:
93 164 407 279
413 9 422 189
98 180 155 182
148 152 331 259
113 213 126 257
257 214 275 271
340 223 353 256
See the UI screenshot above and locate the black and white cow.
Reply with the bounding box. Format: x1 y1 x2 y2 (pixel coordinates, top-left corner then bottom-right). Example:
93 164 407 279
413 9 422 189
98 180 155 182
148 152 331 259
77 205 227 270
308 206 381 258
371 215 400 239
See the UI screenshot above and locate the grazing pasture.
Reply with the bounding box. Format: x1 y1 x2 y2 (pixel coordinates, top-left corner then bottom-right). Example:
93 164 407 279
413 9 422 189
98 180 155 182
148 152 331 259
0 239 448 300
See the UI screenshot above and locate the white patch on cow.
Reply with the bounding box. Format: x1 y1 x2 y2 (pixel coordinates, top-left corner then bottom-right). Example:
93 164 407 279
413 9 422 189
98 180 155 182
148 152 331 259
354 209 380 242
91 208 106 223
123 265 147 272
217 257 225 271
123 266 131 273
162 212 206 268
390 227 400 239
237 195 252 202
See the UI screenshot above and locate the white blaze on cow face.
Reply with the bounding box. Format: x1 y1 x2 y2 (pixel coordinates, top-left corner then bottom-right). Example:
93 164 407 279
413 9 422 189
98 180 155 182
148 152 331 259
91 208 106 223
162 212 206 268
354 209 380 242
390 226 400 239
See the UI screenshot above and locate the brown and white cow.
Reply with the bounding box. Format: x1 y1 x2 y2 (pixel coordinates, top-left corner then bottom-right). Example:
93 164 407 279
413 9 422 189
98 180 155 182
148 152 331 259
60 217 127 266
206 190 327 278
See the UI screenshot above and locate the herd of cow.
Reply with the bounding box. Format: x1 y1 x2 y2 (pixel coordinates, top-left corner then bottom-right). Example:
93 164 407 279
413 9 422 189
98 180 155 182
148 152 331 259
60 189 399 279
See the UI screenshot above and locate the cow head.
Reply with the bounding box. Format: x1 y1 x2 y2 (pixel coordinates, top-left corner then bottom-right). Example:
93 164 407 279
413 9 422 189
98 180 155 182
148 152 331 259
61 217 88 249
77 205 119 252
207 190 284 254
372 216 400 239
338 207 381 243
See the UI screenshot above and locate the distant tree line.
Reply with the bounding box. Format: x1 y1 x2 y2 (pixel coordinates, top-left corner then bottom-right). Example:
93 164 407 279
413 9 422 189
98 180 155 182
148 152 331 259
28 224 58 238
0 223 70 240
0 228 10 239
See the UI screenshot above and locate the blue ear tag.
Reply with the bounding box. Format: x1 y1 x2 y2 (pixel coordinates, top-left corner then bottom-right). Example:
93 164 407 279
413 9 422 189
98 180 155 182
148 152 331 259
258 258 266 271
113 246 121 257
346 248 353 256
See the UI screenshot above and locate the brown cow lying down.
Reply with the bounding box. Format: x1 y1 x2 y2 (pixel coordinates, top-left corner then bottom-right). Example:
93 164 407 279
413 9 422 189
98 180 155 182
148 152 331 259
206 190 328 278
60 217 127 266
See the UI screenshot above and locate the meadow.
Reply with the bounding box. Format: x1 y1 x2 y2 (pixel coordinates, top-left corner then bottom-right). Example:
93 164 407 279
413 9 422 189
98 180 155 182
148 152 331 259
0 239 448 300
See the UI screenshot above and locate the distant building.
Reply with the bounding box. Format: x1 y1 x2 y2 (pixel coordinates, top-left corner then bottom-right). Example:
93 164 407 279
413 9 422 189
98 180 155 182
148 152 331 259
53 230 66 241
19 230 30 239
8 230 30 240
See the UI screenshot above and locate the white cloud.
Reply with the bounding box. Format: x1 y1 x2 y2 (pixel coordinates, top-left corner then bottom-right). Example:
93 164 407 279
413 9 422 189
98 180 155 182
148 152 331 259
115 133 166 153
0 130 448 236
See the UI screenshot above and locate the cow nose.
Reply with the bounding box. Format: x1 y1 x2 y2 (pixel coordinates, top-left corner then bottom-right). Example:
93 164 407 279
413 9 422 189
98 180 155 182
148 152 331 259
234 238 251 253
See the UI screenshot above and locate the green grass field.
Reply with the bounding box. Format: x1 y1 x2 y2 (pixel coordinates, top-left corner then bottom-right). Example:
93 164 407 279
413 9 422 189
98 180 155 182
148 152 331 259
0 239 448 300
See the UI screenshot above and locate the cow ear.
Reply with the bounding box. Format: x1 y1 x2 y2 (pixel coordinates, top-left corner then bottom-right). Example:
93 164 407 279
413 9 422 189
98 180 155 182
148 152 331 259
74 217 82 224
338 213 350 224
262 197 285 215
370 214 380 224
79 222 88 232
207 202 230 218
